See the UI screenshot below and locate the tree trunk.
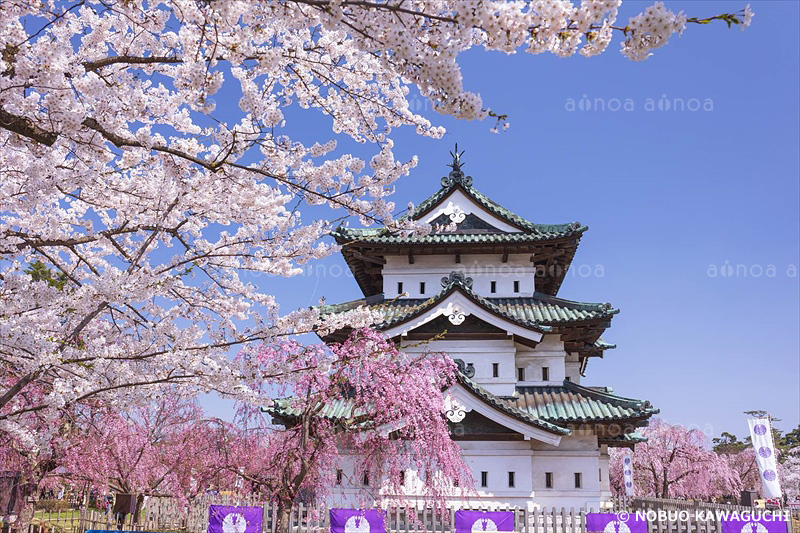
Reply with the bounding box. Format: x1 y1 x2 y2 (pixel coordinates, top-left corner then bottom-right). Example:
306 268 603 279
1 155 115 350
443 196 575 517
276 505 293 533
16 485 37 532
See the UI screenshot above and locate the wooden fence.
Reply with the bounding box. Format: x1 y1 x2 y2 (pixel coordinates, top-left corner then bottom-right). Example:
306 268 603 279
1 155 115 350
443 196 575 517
9 498 794 533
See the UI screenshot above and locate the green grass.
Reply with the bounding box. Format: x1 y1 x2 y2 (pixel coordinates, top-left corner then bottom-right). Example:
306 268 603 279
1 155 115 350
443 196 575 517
30 509 85 533
30 508 188 533
31 508 133 532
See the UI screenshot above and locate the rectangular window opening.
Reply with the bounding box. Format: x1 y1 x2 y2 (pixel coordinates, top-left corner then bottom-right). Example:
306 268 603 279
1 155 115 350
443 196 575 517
399 470 406 486
480 471 488 488
492 363 499 378
599 468 602 482
336 469 343 485
363 471 370 486
508 472 515 488
517 367 525 381
513 280 520 293
490 281 497 293
545 472 553 489
542 366 550 381
419 281 425 294
574 472 582 489
397 281 403 294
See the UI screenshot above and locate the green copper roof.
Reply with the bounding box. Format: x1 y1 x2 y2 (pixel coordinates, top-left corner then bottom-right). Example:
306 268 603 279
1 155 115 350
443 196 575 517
268 396 363 423
457 374 571 435
332 225 585 246
320 278 618 332
512 381 658 424
403 171 584 235
488 295 617 324
266 373 572 436
321 274 568 335
266 378 656 436
332 167 586 245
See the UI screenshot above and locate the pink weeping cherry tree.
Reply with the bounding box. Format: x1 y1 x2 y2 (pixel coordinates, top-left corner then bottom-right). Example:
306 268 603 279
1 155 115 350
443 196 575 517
609 418 738 499
230 329 471 531
61 393 229 503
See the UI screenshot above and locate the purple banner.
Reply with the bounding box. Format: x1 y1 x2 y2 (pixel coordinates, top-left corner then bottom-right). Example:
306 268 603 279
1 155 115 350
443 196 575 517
586 513 648 533
454 510 514 533
329 509 386 533
208 505 263 533
721 516 788 533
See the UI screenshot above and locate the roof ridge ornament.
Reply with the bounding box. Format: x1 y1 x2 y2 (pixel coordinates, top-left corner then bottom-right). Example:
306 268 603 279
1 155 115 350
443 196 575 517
453 358 476 378
441 143 473 188
441 270 473 289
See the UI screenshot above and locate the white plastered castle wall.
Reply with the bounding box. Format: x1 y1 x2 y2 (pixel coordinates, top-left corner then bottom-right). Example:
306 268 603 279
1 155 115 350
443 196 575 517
515 335 567 386
383 254 535 299
400 333 569 395
402 338 518 396
326 431 610 510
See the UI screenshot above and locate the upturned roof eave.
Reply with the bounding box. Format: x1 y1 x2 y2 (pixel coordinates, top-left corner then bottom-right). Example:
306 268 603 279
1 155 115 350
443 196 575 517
454 373 572 436
513 382 658 425
318 292 618 329
331 227 588 246
330 180 588 245
264 375 574 439
405 181 584 235
375 281 554 335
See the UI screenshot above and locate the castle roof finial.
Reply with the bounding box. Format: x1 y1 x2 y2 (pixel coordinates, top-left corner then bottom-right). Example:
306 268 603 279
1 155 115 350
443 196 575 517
441 143 473 188
448 143 465 172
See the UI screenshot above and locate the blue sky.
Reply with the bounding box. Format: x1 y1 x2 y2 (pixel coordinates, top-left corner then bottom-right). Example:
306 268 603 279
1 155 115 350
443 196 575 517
203 0 799 440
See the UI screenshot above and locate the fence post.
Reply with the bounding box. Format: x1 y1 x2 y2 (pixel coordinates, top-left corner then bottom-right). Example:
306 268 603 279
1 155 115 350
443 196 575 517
449 506 455 533
523 506 530 533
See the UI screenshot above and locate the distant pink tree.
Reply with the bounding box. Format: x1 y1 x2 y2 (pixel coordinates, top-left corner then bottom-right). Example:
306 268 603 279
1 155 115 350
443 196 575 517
779 447 800 499
62 393 227 504
609 418 737 499
721 448 761 495
232 328 470 531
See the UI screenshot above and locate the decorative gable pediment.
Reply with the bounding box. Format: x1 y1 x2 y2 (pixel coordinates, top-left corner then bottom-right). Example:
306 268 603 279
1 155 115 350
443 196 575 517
444 381 564 445
382 284 546 343
419 187 523 233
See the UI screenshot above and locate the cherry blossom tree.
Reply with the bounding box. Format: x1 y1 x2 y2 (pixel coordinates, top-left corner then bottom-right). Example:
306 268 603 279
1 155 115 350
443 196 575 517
0 381 81 526
778 447 800 499
721 448 761 496
710 432 761 496
0 392 232 526
229 329 469 531
1 0 754 460
609 419 738 499
61 393 226 501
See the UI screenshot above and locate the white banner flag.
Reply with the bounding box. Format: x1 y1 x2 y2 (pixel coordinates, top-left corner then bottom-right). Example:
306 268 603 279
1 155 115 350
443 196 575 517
747 418 782 499
622 451 635 497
